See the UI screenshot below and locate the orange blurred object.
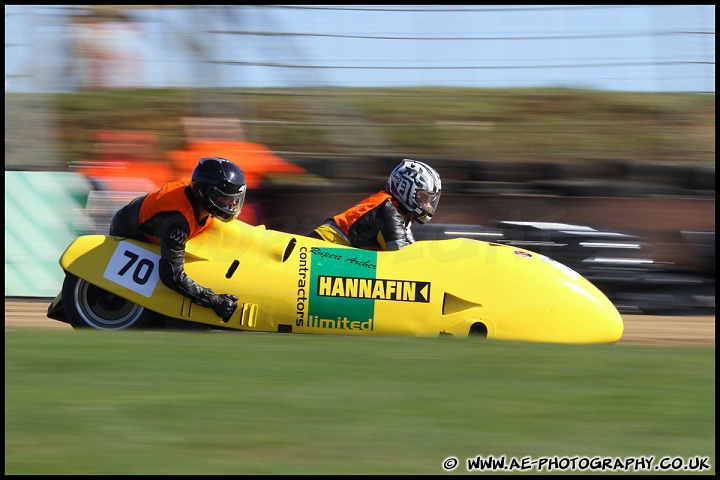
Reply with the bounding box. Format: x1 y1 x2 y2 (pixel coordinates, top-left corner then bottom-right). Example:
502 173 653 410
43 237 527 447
73 123 307 227
169 116 307 188
167 140 306 189
73 130 174 191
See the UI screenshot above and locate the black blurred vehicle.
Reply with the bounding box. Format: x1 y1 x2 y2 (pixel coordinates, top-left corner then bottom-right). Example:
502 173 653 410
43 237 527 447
414 221 715 316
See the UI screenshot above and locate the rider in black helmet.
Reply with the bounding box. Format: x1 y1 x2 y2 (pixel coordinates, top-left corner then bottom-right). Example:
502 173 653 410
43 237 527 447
190 157 246 222
109 157 246 320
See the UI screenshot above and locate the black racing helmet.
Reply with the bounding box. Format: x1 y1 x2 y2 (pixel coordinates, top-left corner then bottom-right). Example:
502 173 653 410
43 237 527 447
190 157 247 222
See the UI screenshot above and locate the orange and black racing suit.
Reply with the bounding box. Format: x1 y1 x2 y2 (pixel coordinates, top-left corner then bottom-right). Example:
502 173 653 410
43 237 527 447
309 191 415 251
108 178 220 306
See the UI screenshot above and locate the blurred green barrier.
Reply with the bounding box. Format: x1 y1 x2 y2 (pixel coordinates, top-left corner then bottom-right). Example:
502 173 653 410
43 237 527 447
4 171 92 297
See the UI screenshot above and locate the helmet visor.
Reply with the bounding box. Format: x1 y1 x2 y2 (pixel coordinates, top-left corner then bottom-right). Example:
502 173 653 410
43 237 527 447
415 189 440 216
207 185 245 219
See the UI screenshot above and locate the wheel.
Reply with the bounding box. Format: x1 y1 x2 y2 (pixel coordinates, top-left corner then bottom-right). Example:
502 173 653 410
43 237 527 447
61 273 158 330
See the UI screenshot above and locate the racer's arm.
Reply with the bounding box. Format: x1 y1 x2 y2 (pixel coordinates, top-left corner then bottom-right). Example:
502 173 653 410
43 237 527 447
349 200 414 251
378 202 415 250
156 213 237 318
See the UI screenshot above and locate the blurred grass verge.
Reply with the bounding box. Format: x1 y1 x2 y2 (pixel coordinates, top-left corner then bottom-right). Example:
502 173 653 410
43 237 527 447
5 329 715 475
4 87 715 170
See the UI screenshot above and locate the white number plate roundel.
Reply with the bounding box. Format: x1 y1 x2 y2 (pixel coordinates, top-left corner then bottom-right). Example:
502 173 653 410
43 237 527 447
103 241 161 298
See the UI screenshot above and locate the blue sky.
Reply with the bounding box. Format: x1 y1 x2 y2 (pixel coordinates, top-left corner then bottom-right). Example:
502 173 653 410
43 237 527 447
4 5 716 93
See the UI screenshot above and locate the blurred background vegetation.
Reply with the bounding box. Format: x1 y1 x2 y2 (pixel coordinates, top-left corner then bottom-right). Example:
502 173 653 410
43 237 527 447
4 87 715 171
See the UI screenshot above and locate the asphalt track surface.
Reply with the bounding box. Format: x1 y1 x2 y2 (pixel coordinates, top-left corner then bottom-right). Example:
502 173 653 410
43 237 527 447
4 298 714 346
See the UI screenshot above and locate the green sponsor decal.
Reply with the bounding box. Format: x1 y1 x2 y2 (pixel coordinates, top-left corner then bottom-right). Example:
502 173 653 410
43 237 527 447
306 247 377 331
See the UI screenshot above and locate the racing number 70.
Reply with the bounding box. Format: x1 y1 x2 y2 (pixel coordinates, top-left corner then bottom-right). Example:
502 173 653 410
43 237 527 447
117 250 155 285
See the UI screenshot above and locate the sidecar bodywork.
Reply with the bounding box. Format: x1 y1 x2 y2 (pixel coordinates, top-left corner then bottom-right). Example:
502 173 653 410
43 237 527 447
48 220 624 344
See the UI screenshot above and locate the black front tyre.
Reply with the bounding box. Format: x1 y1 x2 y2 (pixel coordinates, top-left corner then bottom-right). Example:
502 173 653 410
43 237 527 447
61 273 158 330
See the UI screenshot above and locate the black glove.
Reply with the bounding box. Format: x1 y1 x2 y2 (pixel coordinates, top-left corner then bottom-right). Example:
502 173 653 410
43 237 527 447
196 288 239 320
209 293 239 320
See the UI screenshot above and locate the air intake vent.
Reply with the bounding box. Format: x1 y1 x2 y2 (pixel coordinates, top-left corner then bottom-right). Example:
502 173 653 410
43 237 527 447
442 293 482 315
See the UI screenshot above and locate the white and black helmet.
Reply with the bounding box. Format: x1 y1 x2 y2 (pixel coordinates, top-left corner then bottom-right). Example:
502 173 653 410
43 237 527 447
386 159 441 224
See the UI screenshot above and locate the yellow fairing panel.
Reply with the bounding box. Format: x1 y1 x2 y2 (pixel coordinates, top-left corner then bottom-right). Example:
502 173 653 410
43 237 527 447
57 235 239 329
376 240 624 344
